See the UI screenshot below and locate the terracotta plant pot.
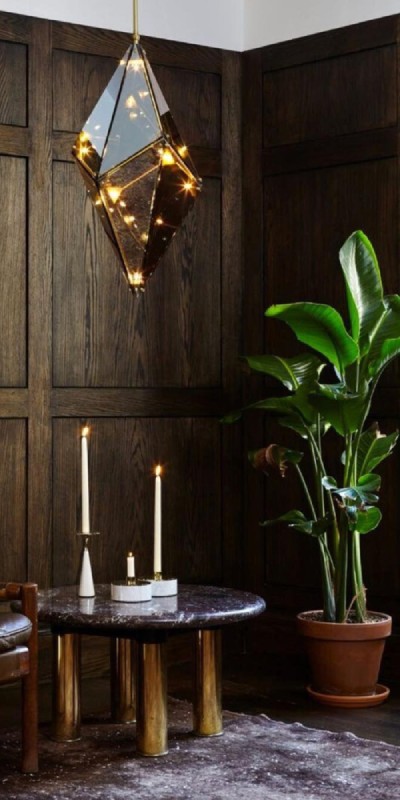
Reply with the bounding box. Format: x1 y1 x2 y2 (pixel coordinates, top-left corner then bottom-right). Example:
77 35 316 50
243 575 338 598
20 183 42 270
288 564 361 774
297 611 392 705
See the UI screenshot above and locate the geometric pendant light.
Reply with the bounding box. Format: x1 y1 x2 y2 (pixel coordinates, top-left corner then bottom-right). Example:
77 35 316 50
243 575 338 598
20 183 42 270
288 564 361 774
72 2 202 293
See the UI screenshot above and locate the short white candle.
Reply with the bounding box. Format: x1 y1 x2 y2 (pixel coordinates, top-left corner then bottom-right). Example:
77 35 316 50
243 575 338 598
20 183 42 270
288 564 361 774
154 465 162 575
127 552 135 578
81 426 90 534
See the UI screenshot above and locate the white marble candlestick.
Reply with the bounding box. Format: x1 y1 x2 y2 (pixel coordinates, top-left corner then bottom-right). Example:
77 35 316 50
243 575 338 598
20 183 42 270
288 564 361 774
77 532 100 598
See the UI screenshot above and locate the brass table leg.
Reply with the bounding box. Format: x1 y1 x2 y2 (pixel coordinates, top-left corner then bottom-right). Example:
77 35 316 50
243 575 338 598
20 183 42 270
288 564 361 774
136 635 168 756
52 632 81 741
193 628 222 736
110 638 136 723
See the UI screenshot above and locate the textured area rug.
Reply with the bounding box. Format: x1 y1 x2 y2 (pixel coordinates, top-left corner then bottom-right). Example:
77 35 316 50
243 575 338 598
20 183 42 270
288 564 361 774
1 698 400 800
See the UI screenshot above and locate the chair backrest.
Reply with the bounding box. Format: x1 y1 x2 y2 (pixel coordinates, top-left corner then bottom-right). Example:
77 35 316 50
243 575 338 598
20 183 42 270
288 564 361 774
0 582 38 773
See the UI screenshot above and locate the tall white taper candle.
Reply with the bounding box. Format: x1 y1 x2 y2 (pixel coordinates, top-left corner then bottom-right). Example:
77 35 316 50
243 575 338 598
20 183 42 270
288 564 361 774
153 465 162 574
81 426 90 533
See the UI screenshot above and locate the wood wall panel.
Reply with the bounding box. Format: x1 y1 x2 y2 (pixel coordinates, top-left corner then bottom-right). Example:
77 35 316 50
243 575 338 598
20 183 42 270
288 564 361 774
0 156 26 387
52 418 221 586
4 6 400 665
362 420 400 603
27 18 53 587
0 42 27 126
52 23 222 73
140 178 221 387
0 420 26 582
264 158 397 307
52 163 136 388
261 15 398 71
264 159 399 381
52 50 221 148
243 15 400 650
0 11 242 601
52 50 116 132
264 45 396 147
153 65 221 148
53 165 221 388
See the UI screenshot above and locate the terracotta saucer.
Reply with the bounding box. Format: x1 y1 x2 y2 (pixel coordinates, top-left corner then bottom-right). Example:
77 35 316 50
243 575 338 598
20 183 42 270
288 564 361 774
306 683 390 708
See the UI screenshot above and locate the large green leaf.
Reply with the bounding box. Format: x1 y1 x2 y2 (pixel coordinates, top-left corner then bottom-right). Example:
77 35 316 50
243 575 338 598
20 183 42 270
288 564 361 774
242 353 323 391
339 231 384 357
277 415 310 438
222 381 318 426
365 295 400 378
250 391 315 424
278 415 330 439
357 424 399 478
265 302 358 375
261 510 331 537
221 409 244 424
309 384 367 435
353 506 382 534
322 473 380 506
221 396 305 425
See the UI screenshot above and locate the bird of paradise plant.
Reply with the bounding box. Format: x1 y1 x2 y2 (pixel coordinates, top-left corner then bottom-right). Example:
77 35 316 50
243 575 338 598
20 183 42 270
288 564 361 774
224 231 400 623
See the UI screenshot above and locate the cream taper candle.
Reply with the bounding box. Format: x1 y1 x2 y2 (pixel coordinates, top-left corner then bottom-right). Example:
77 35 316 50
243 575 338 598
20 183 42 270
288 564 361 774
81 426 90 533
153 465 162 575
127 552 135 579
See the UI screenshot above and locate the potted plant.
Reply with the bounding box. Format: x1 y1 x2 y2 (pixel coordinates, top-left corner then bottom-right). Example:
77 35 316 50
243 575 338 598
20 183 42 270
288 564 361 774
224 231 400 707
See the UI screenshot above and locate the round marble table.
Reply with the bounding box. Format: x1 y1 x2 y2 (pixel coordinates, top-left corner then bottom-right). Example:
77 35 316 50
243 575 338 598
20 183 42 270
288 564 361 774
38 584 265 756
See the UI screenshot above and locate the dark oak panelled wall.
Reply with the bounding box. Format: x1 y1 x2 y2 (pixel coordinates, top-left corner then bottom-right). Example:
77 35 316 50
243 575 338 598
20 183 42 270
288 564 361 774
2 10 400 660
0 12 242 591
243 15 400 653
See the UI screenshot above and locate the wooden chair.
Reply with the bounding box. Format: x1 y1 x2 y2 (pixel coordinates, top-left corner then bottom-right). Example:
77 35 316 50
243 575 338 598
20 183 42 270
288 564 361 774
0 582 38 772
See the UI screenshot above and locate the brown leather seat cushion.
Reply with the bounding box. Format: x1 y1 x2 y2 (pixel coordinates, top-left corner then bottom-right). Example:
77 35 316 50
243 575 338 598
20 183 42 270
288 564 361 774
0 613 32 653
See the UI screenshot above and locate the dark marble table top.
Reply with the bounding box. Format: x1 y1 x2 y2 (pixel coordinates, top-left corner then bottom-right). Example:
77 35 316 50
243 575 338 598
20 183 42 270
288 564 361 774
38 584 266 634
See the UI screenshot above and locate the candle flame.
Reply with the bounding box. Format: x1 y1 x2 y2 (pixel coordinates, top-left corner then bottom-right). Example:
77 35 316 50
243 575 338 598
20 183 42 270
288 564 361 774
81 426 89 437
128 551 134 557
155 465 162 477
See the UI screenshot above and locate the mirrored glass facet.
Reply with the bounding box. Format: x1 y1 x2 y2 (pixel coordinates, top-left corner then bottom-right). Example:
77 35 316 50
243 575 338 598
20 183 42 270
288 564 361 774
82 52 127 162
100 43 162 176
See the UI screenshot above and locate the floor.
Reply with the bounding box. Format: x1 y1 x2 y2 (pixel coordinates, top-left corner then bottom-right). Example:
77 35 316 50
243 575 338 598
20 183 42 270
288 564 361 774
170 652 400 747
1 650 399 748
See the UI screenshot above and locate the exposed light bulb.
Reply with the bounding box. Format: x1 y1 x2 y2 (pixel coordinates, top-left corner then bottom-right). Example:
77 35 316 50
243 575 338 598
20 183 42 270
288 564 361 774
128 271 145 292
125 95 137 109
127 58 144 72
162 150 175 166
106 186 122 203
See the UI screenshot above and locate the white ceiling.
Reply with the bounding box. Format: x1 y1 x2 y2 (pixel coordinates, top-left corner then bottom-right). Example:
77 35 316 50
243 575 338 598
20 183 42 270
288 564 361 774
0 0 399 51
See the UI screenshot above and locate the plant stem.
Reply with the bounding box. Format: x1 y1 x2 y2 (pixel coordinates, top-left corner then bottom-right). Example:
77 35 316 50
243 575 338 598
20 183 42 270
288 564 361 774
305 426 336 620
307 426 340 563
335 509 349 622
351 531 366 621
318 540 336 622
346 379 378 485
294 464 317 519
